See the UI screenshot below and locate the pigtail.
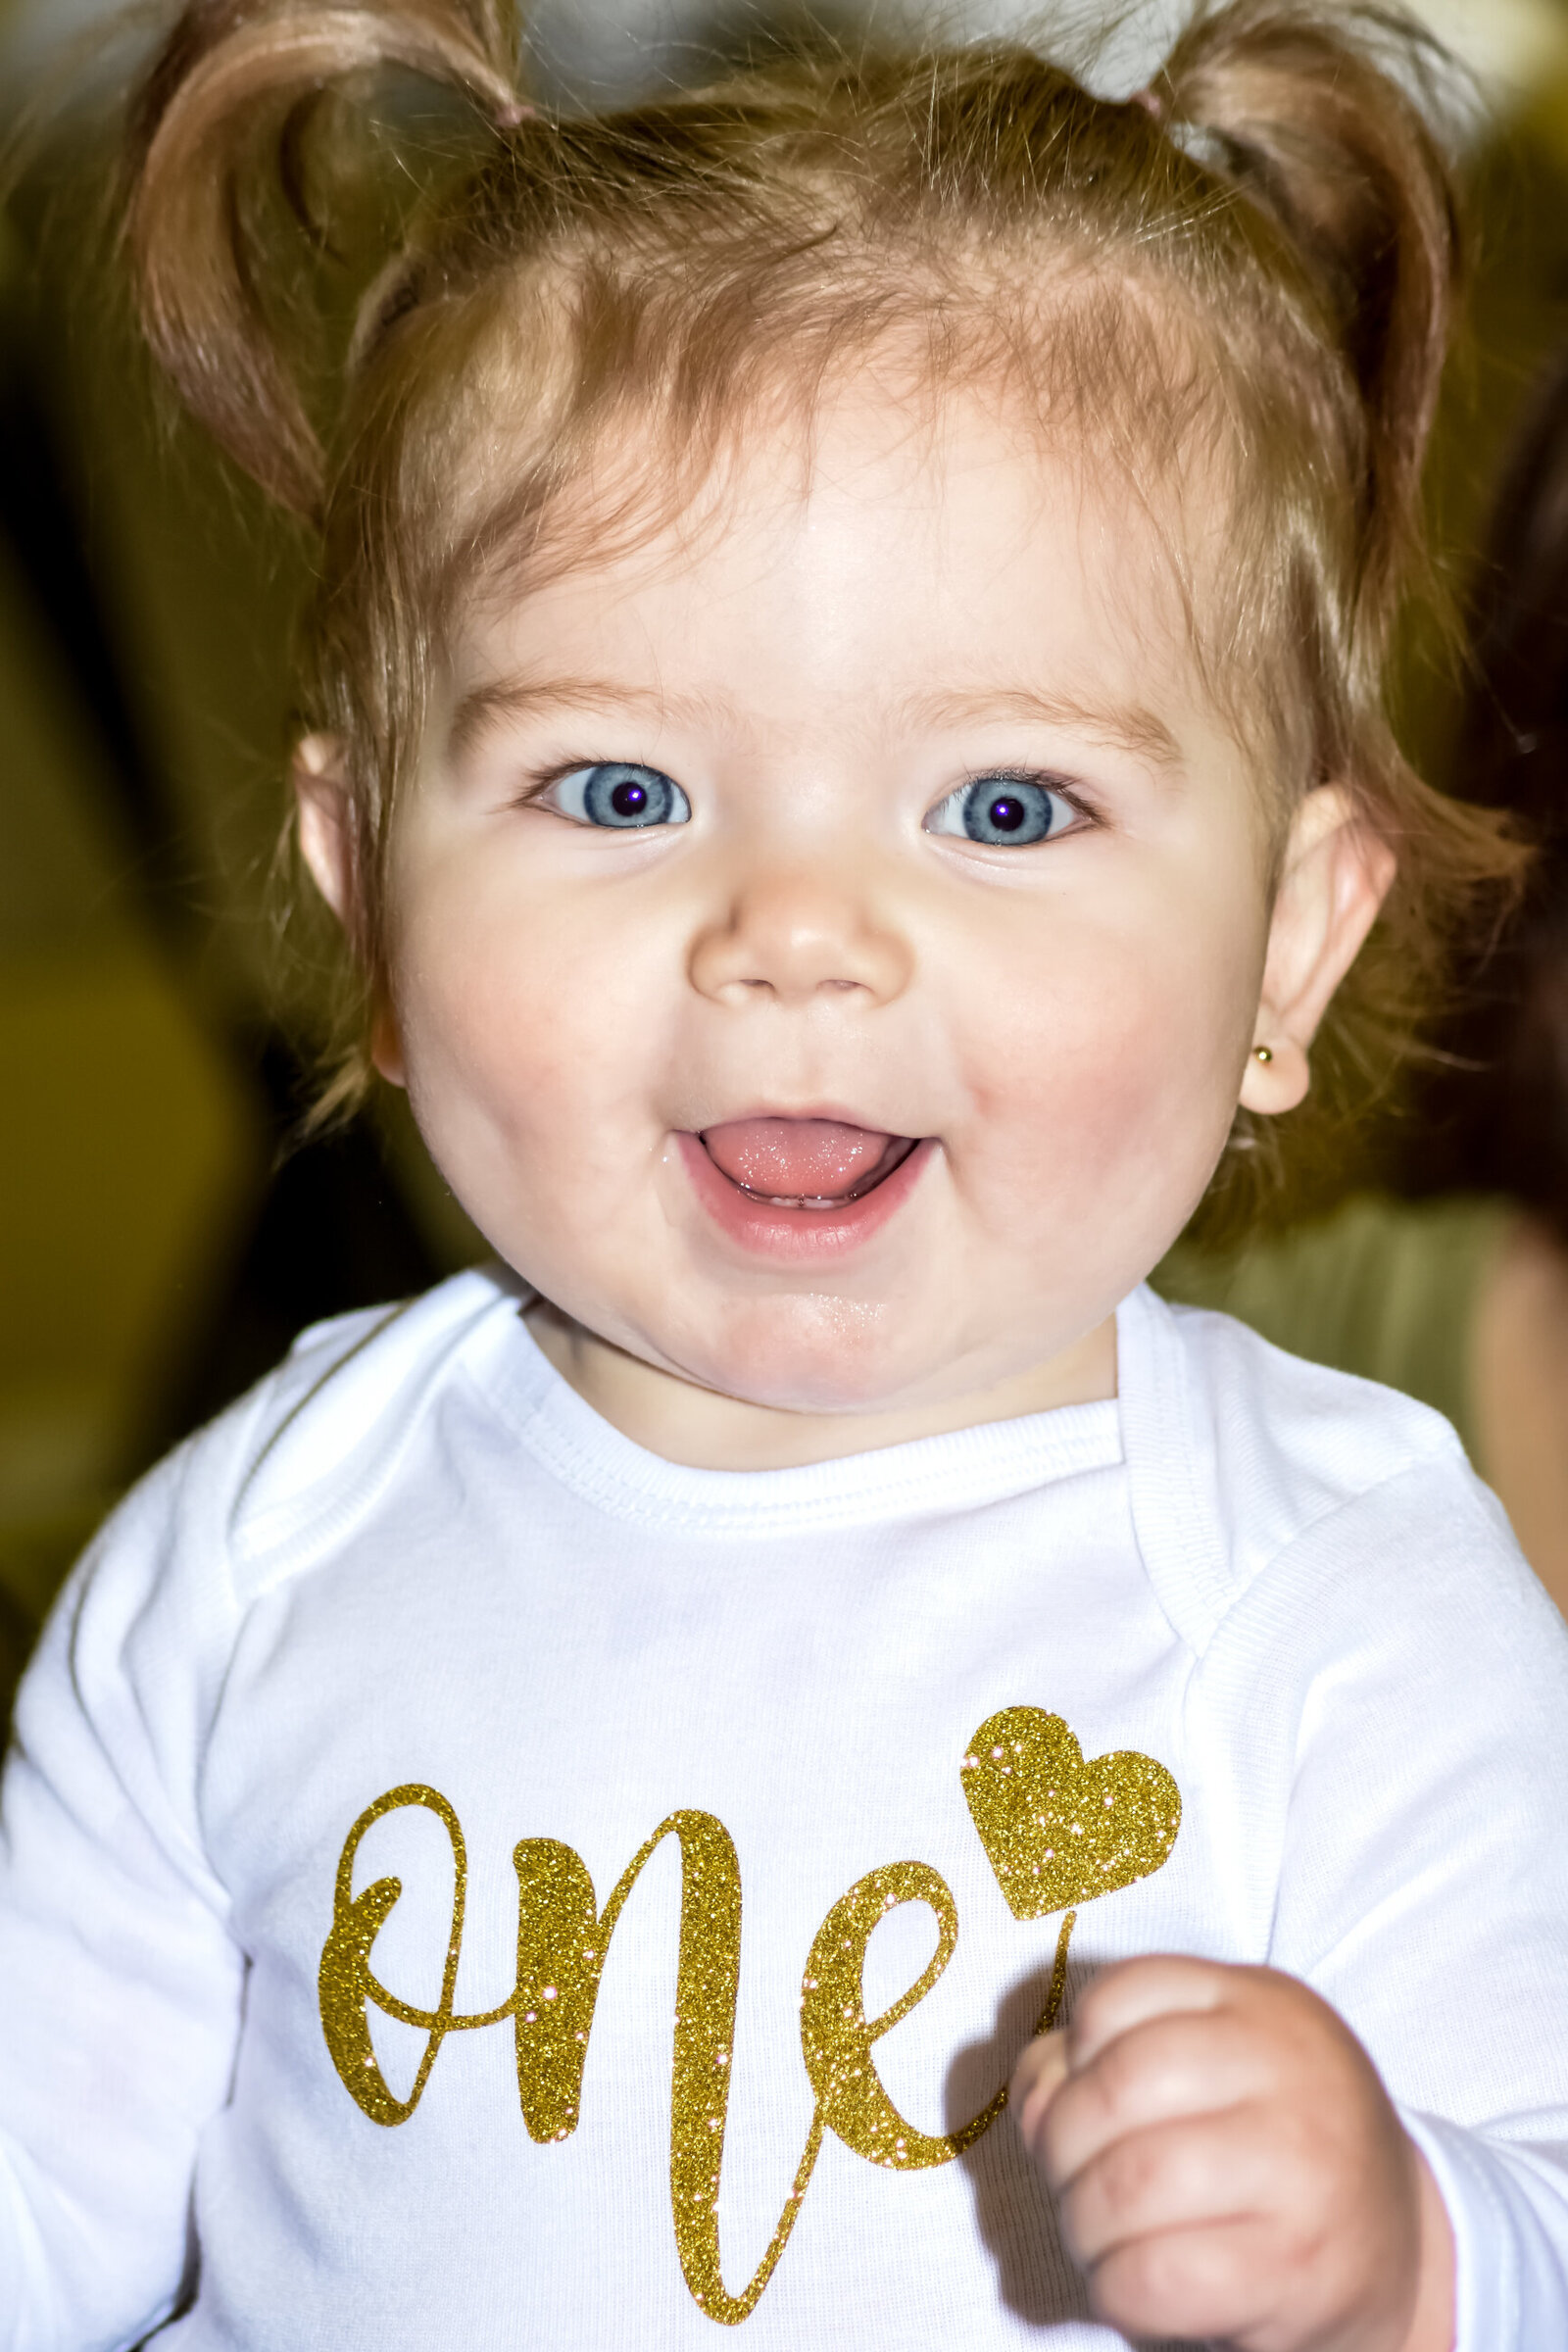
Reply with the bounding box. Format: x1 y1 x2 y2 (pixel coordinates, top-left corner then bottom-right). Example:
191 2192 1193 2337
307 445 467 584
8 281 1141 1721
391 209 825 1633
1152 1 1461 624
107 1 1523 1174
123 1 528 517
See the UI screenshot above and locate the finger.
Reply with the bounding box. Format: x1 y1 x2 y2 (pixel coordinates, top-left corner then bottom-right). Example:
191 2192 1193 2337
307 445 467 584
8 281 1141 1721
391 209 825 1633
1065 1954 1236 2071
1009 2033 1068 2158
1051 1964 1411 2202
1056 2104 1276 2271
1085 2212 1279 2347
1039 2008 1280 2187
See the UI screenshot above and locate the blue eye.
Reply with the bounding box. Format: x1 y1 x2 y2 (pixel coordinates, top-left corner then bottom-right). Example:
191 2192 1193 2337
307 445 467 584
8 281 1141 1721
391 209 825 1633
551 762 691 828
925 776 1077 847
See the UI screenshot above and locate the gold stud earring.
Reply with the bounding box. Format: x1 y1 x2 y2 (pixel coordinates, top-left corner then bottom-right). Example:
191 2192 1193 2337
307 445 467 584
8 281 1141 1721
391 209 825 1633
1252 1045 1274 1064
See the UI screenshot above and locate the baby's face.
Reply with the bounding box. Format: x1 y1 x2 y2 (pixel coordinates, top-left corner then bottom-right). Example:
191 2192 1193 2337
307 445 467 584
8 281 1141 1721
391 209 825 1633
376 384 1276 1417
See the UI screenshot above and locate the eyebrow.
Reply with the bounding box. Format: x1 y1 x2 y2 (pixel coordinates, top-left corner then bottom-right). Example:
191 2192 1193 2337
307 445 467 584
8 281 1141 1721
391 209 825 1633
447 674 718 761
448 672 1184 772
901 686 1185 771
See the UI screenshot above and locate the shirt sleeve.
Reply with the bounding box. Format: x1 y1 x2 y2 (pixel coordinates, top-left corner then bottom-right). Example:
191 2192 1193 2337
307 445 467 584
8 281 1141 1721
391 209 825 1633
1198 1455 1568 2352
0 1434 247 2352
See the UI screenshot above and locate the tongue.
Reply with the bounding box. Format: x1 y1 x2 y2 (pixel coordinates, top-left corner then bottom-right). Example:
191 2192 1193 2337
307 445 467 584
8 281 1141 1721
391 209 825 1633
701 1118 898 1200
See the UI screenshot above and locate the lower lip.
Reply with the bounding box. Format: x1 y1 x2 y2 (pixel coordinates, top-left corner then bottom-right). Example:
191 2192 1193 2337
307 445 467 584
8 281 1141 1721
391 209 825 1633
675 1132 934 1262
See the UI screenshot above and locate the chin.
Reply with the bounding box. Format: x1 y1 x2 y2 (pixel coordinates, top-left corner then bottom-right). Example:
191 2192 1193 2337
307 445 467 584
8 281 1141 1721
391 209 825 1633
686 1294 924 1418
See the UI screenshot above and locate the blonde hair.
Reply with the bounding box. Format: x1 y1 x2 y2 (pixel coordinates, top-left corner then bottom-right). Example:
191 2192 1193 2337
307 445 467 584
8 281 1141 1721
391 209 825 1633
122 0 1523 1211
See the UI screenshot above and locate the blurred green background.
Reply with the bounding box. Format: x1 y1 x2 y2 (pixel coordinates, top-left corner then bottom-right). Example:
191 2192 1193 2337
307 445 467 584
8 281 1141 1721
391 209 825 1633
6 0 1568 1716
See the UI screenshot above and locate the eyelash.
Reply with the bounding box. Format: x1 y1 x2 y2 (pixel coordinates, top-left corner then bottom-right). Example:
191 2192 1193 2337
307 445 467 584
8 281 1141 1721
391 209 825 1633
520 760 1097 842
549 761 690 829
923 770 1094 848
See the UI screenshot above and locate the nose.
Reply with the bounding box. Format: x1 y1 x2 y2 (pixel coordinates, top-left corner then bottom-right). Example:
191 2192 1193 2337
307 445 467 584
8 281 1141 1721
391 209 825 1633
687 863 912 1009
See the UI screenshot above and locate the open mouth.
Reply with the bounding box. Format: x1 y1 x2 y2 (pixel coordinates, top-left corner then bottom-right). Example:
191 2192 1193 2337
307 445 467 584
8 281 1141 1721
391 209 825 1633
677 1116 933 1260
698 1118 918 1209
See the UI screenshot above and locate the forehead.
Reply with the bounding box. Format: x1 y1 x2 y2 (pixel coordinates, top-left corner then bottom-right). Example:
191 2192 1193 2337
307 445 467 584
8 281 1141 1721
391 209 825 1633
451 368 1241 764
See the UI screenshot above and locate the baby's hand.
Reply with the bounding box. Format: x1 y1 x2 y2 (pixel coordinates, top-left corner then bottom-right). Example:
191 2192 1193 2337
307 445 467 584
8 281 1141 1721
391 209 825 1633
1009 1957 1453 2352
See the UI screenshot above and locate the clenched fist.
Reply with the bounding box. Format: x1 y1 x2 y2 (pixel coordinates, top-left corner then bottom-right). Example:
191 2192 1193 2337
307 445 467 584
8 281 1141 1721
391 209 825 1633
1010 1957 1453 2352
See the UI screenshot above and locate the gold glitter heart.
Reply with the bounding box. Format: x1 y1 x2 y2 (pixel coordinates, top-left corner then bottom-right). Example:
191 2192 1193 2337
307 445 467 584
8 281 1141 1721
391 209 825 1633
961 1705 1181 1919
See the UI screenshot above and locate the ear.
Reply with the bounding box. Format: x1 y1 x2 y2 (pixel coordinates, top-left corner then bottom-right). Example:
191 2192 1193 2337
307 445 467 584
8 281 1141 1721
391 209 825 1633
1240 784 1395 1116
291 733 406 1087
293 733 360 924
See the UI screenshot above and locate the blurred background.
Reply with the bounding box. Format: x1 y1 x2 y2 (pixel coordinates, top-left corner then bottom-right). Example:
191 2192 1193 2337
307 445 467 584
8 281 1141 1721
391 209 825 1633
5 0 1568 1713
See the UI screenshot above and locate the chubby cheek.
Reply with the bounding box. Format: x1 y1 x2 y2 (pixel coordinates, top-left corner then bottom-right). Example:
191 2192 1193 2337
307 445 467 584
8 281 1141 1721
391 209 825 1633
955 899 1259 1277
383 849 672 1267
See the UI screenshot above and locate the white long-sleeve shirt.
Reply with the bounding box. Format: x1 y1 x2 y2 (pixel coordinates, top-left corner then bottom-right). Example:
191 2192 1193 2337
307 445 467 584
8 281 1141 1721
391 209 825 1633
2 1266 1566 2349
